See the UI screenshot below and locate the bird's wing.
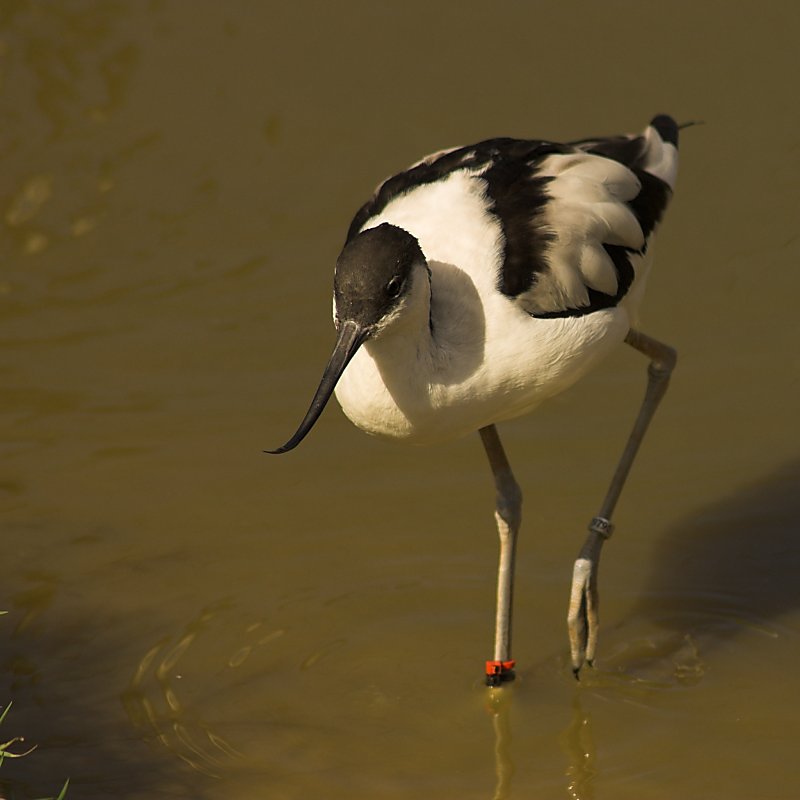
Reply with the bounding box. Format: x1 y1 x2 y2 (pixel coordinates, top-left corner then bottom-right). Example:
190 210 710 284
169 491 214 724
497 115 679 318
346 116 679 319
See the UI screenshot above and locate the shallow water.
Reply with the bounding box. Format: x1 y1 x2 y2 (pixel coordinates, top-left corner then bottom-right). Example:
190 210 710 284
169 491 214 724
1 2 799 798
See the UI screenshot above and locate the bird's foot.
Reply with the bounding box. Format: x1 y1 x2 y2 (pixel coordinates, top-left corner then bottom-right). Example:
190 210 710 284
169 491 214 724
485 659 516 687
567 557 599 677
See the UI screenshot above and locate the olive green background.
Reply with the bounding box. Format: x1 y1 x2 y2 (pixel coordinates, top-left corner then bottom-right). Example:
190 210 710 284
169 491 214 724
1 2 798 797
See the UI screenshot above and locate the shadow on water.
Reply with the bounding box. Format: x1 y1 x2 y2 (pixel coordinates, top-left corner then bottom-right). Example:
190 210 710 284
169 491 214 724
3 461 797 799
612 456 800 671
488 458 800 799
0 575 212 800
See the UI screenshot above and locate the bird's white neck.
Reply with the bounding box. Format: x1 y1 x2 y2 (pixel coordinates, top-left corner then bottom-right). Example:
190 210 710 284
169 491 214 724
333 259 494 442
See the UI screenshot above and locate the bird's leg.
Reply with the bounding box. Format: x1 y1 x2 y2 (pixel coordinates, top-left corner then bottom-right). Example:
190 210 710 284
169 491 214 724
479 424 522 687
567 330 677 676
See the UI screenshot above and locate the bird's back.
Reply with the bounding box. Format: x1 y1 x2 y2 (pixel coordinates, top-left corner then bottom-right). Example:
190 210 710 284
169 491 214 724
349 115 678 322
334 116 679 442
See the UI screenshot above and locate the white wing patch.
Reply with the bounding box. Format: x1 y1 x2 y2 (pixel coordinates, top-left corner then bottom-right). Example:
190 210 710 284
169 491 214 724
514 152 645 315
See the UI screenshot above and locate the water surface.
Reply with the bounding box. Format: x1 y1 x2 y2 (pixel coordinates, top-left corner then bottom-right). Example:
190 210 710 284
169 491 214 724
1 2 799 798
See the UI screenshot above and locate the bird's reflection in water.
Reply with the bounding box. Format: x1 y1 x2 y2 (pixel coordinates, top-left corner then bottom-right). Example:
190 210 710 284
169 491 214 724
485 686 597 800
561 694 596 800
486 686 515 800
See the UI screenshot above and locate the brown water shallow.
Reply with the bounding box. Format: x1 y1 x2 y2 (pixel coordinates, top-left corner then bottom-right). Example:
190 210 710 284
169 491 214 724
1 2 799 798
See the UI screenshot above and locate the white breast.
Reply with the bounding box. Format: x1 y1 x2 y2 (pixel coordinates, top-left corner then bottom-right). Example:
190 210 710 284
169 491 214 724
333 171 631 444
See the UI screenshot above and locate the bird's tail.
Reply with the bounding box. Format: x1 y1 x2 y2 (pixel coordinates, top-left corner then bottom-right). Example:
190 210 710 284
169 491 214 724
642 114 680 191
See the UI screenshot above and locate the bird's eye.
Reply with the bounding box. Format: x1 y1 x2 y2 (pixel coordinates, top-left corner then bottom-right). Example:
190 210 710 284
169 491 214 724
386 276 403 298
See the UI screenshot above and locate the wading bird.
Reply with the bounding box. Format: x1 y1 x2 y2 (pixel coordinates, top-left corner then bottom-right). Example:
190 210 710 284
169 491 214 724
269 115 679 685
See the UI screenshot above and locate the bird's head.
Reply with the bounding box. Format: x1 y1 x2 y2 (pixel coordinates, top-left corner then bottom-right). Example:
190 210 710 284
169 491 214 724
267 223 427 454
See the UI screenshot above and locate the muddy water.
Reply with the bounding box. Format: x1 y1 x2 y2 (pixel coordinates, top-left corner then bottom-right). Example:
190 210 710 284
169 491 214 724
1 2 799 798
